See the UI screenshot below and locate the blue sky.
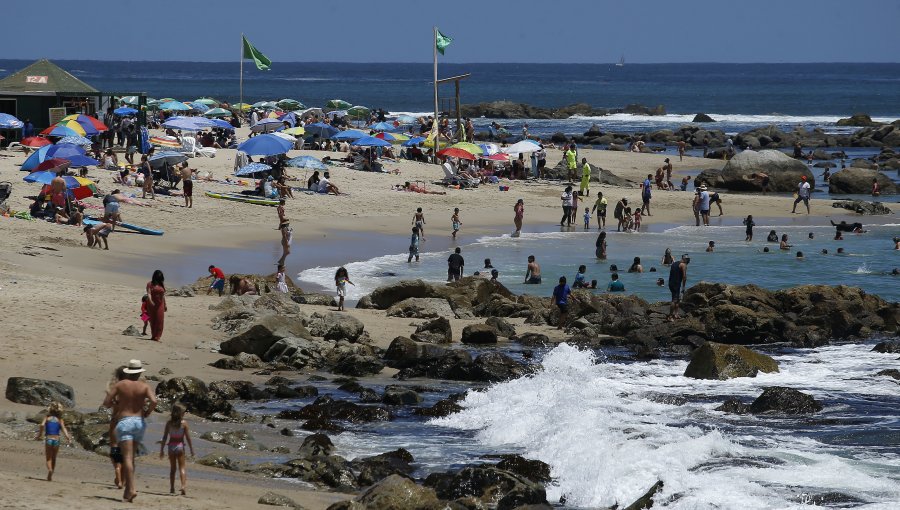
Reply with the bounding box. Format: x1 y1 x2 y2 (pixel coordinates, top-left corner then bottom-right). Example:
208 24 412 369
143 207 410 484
7 0 899 63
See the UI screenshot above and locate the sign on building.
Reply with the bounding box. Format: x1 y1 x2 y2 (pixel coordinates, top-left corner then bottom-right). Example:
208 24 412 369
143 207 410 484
26 76 49 84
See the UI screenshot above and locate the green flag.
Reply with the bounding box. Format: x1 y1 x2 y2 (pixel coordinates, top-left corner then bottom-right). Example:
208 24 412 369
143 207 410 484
242 35 271 71
435 29 452 55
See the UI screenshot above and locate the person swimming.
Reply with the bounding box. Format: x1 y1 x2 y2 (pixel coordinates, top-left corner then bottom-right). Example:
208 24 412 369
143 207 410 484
767 230 778 242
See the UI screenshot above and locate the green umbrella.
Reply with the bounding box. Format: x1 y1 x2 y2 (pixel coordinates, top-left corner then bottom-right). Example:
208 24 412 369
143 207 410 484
326 99 352 110
204 108 232 118
194 98 220 106
277 98 304 110
252 100 278 110
347 105 370 119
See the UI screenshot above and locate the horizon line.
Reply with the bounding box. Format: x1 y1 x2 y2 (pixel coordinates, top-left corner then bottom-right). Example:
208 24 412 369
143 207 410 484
1 59 899 66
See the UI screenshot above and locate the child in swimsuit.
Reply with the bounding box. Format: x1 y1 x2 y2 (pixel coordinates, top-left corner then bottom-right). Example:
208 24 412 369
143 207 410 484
276 265 289 294
35 402 71 481
451 208 461 239
412 207 426 240
140 295 150 335
159 403 194 495
334 266 355 311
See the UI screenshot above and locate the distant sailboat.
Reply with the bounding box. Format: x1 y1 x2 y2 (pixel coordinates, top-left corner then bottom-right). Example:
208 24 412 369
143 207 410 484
616 54 625 67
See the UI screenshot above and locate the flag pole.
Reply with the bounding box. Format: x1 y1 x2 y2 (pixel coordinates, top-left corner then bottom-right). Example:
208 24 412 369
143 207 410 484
433 27 440 154
239 33 244 112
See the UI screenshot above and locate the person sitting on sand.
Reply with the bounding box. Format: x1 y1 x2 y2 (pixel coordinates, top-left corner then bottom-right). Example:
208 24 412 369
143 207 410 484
103 149 119 170
780 234 792 251
307 171 320 190
228 275 258 296
275 175 294 199
317 172 341 194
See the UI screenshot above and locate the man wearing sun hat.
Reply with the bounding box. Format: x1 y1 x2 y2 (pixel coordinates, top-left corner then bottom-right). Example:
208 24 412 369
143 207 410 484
103 359 156 503
791 175 811 214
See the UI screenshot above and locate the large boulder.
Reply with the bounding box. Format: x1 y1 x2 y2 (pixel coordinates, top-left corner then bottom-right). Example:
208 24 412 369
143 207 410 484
461 324 499 345
831 200 893 215
352 449 416 486
328 474 443 510
472 352 529 382
383 337 448 369
219 315 312 358
5 378 75 407
684 342 779 380
829 168 898 195
410 317 452 344
155 376 235 419
835 113 882 127
263 336 332 368
425 465 548 510
749 387 823 415
485 317 516 338
278 396 391 423
692 113 715 123
720 149 813 192
386 298 457 319
396 351 530 382
331 354 385 377
307 312 365 342
359 280 438 309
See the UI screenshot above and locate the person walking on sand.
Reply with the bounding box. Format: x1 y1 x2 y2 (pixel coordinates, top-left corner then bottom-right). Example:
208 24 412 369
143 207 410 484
451 208 462 239
564 145 577 181
275 265 289 293
35 402 72 481
276 198 287 226
560 186 574 226
103 359 157 503
663 158 674 190
524 255 542 284
106 366 126 489
614 197 628 232
278 220 293 266
334 266 354 311
697 185 711 226
641 174 653 216
791 175 811 214
179 162 193 208
408 227 421 262
592 192 607 229
145 270 166 341
447 247 465 281
160 403 194 496
207 265 226 296
412 207 426 240
513 199 524 237
139 154 154 200
580 158 591 196
667 254 689 321
677 140 686 162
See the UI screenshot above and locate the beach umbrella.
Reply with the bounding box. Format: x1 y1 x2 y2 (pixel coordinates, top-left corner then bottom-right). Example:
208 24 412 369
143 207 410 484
347 106 370 120
57 135 93 147
237 133 293 156
149 151 189 168
194 98 219 106
234 162 272 177
370 121 395 132
502 139 541 154
295 107 323 119
150 136 182 148
326 99 352 110
401 136 425 147
286 155 327 170
326 110 348 119
303 122 339 139
48 144 88 159
375 132 409 142
351 136 392 148
159 100 191 111
277 99 304 110
283 126 305 136
252 101 278 110
62 114 107 132
483 153 510 162
33 158 72 173
20 137 52 148
61 154 99 167
41 122 88 137
21 143 86 171
272 132 298 143
233 102 252 111
204 107 231 118
449 142 484 155
208 119 235 130
250 118 284 133
162 116 216 131
114 106 138 116
396 114 419 124
437 147 476 160
119 96 140 105
189 102 210 112
479 143 499 156
0 113 24 128
332 130 367 141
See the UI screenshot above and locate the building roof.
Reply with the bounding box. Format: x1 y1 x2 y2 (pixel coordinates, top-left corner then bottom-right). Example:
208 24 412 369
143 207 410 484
0 59 98 94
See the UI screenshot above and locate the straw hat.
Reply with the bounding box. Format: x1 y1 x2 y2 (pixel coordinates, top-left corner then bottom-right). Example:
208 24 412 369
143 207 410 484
123 359 145 374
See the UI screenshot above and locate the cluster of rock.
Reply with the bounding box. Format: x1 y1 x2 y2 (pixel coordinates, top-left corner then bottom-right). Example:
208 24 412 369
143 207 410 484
460 100 665 120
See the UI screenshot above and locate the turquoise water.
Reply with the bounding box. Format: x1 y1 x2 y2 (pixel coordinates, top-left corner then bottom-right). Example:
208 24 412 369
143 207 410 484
298 219 900 304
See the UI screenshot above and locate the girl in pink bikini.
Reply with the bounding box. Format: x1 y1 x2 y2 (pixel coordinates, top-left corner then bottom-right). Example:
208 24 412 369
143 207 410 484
159 403 194 495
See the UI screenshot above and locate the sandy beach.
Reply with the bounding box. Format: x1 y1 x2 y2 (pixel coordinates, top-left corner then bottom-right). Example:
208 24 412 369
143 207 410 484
0 124 890 509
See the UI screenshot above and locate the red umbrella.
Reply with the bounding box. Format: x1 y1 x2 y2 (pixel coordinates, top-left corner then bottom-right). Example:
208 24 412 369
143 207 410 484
483 153 510 162
437 147 476 160
34 158 71 173
21 136 52 148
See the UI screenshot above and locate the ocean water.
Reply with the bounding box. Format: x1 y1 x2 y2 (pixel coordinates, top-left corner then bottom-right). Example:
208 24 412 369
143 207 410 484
2 60 899 137
298 221 900 304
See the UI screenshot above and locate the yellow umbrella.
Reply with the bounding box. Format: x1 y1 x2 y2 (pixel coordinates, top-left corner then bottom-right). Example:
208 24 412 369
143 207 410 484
283 127 305 136
233 103 252 111
449 142 484 155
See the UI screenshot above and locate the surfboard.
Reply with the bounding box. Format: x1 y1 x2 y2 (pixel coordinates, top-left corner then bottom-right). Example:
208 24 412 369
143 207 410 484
205 191 279 206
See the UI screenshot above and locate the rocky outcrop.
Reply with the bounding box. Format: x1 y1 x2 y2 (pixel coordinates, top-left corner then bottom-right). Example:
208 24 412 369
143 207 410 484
683 342 779 380
835 113 882 127
219 315 312 358
872 341 900 353
307 312 365 342
461 324 500 345
328 474 443 510
155 376 236 420
749 387 823 415
692 113 715 123
831 200 893 215
5 378 75 407
458 101 664 120
829 168 898 195
359 277 517 319
383 337 448 369
396 351 528 383
278 396 391 423
352 449 416 486
411 317 452 344
258 492 299 508
413 393 465 418
332 354 384 377
720 149 814 192
486 317 516 338
425 465 548 510
386 298 457 319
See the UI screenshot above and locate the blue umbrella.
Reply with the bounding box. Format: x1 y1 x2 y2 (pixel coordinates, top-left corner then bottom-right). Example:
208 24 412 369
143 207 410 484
332 130 367 141
189 102 210 112
114 107 138 116
237 133 294 156
64 155 100 167
303 122 339 139
162 116 215 131
402 137 425 147
286 155 327 170
21 145 53 171
396 114 419 124
351 136 392 148
57 135 93 146
370 121 395 132
0 113 23 129
149 151 189 168
21 144 87 171
159 101 191 111
234 162 272 176
23 171 81 187
208 119 235 130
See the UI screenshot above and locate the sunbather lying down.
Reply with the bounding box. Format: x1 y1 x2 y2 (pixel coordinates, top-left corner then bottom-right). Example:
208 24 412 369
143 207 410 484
394 182 446 195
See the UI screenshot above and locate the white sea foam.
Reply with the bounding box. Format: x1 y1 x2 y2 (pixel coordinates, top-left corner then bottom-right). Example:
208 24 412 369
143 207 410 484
433 344 900 508
569 113 899 125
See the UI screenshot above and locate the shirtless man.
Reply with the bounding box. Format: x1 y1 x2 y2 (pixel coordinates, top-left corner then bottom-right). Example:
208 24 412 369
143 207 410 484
103 360 157 503
524 255 542 284
179 162 193 208
677 140 686 162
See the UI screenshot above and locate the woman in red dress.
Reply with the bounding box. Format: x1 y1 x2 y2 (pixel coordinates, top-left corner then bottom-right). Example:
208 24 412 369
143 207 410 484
146 270 167 341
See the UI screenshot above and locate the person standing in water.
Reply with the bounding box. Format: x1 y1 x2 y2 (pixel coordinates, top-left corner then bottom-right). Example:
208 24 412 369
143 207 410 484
408 227 420 262
451 207 462 239
580 158 591 196
662 248 674 266
551 276 573 330
592 192 607 229
513 199 524 237
447 247 465 282
334 266 354 311
524 255 542 284
743 215 755 241
412 207 426 240
667 254 689 321
278 220 293 266
595 231 607 259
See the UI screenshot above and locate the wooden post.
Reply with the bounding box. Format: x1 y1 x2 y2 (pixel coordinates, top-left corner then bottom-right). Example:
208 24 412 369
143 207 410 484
455 79 461 142
433 27 439 154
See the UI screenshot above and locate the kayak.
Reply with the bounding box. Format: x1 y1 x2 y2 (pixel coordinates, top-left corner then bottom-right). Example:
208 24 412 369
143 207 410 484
84 217 164 235
205 191 279 206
